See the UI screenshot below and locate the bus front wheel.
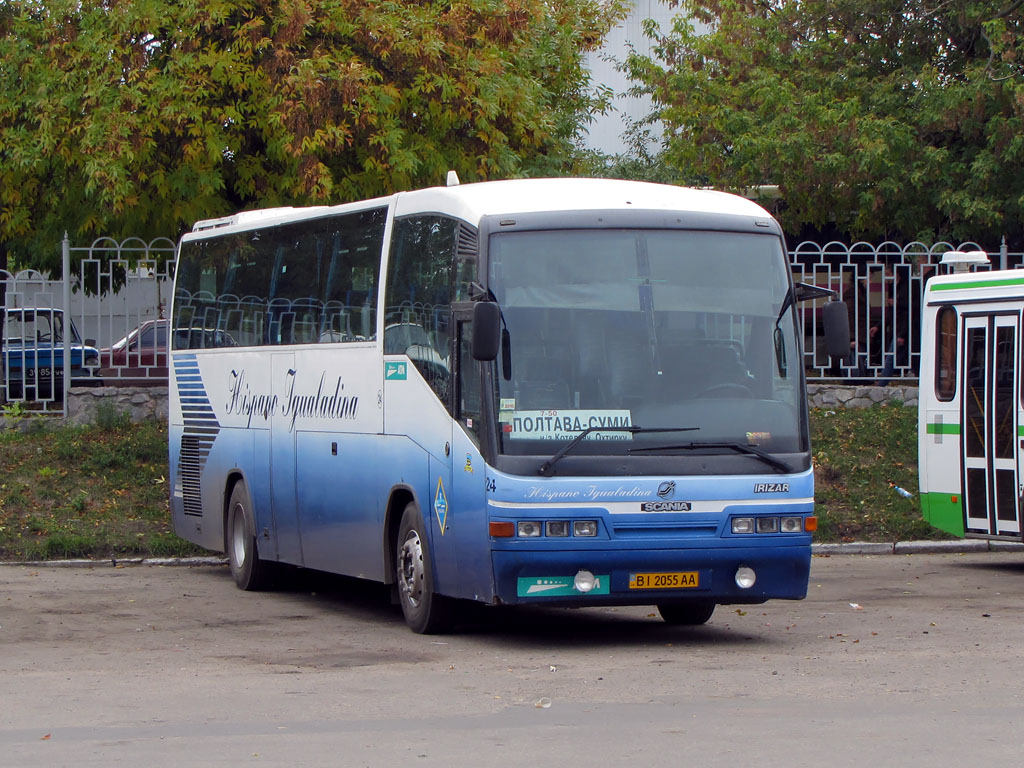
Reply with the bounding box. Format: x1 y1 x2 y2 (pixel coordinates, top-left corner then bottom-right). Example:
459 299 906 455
657 601 715 626
226 481 274 591
396 502 453 634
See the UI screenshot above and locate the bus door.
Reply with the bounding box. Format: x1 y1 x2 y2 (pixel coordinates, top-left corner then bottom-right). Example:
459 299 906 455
961 313 1021 537
270 352 303 564
428 311 491 601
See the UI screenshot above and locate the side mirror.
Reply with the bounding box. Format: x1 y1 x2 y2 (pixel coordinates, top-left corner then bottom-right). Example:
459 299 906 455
471 302 501 361
822 300 851 359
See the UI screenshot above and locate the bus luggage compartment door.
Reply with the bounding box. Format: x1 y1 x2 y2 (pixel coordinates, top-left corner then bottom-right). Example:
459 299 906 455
271 353 303 565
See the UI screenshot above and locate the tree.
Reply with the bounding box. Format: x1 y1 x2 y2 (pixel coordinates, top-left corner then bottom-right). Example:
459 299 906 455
626 0 1024 247
0 0 625 273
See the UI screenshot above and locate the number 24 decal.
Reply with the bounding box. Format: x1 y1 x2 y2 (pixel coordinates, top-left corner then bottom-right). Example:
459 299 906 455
485 477 496 493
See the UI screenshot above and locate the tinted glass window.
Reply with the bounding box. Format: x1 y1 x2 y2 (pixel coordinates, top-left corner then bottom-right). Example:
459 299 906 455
936 306 957 401
173 208 386 349
384 216 462 402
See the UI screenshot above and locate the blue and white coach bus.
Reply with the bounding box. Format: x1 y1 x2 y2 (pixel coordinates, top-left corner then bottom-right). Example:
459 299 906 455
169 177 847 633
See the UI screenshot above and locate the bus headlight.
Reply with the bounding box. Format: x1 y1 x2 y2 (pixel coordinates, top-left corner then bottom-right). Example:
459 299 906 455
780 516 803 533
517 521 542 537
545 521 570 537
732 517 755 534
572 520 598 537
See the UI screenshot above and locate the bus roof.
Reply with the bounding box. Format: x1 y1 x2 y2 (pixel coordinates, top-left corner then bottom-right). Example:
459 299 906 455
925 269 1024 304
183 178 772 241
392 177 772 223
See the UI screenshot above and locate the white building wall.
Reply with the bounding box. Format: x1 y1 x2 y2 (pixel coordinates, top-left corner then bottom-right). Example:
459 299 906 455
582 1 692 156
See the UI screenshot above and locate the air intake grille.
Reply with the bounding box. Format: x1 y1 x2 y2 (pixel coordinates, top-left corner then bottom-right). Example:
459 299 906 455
456 222 478 259
173 355 221 517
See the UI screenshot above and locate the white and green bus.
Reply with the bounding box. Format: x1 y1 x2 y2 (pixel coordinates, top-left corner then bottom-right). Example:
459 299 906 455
918 252 1024 541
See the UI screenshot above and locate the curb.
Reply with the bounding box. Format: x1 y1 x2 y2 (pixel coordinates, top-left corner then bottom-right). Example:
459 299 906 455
2 541 1023 568
0 556 228 568
813 539 1024 555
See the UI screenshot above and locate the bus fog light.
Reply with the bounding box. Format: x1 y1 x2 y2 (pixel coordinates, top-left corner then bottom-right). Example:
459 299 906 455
732 517 755 534
573 520 598 537
546 521 570 537
518 521 542 537
780 516 802 533
574 570 597 593
756 517 779 533
735 567 757 589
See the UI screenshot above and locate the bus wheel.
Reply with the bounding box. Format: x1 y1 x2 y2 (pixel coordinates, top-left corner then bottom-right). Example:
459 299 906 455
657 601 715 626
396 502 453 634
226 481 274 591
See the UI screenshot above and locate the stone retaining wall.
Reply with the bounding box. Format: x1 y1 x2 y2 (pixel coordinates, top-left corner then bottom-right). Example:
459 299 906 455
806 383 918 409
67 386 168 425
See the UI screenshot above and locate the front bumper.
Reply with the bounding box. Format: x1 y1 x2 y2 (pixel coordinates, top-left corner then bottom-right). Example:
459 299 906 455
491 543 811 606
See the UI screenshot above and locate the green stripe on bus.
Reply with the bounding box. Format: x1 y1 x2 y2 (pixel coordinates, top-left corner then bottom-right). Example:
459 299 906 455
932 276 1024 291
920 492 965 538
926 422 961 434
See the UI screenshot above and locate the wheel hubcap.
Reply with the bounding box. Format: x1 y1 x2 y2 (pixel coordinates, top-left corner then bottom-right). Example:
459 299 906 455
230 504 247 569
398 530 425 608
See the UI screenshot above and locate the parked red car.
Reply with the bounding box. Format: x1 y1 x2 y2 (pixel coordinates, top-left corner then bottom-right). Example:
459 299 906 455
98 319 168 384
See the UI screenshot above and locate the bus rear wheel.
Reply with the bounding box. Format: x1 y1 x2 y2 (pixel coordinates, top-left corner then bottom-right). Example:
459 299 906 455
657 601 715 626
396 502 453 634
226 481 274 591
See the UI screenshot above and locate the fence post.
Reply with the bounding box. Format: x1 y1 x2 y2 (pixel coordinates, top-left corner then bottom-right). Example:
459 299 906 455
1001 236 1009 271
62 232 71 419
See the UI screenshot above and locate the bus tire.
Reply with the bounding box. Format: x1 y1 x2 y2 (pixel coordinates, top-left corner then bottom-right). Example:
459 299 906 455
226 481 274 591
657 601 715 626
396 501 453 634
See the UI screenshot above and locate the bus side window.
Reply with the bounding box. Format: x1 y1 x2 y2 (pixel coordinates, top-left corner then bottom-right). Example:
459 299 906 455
321 209 387 343
936 306 957 401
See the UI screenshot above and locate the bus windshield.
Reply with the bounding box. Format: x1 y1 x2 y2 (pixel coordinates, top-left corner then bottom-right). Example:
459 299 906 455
488 229 805 460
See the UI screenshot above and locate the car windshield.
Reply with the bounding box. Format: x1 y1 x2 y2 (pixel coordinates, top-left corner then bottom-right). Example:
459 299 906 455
3 310 65 344
487 228 806 460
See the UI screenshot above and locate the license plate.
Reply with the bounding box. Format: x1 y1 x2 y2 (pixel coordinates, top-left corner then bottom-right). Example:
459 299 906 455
629 571 699 589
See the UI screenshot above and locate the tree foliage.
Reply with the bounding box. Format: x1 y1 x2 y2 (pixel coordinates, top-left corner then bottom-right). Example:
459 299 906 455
0 0 624 272
627 0 1024 246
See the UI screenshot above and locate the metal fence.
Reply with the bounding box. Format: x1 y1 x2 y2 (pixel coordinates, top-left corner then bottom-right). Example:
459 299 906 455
2 235 1021 415
793 238 1021 382
1 236 175 416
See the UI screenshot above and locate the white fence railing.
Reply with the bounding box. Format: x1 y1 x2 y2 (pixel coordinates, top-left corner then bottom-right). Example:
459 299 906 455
793 238 1020 382
1 236 176 415
2 236 1020 415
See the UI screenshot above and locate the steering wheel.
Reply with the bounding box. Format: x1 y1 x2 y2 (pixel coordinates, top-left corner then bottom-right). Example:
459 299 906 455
695 382 754 399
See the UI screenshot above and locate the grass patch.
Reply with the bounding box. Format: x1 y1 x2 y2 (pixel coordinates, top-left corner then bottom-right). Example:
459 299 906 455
0 406 944 560
810 404 948 542
0 419 204 561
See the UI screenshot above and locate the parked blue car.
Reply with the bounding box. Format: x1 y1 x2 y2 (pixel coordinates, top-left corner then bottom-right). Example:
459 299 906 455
1 307 100 400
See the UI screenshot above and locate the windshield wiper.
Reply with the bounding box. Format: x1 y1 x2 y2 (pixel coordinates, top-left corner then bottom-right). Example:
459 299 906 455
538 426 699 477
627 440 793 474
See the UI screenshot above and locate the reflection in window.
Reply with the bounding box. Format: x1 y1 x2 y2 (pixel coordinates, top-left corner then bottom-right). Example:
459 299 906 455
384 215 477 404
172 208 386 349
935 307 957 401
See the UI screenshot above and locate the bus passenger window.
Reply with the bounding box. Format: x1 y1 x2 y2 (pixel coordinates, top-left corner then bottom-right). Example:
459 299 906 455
936 306 957 401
